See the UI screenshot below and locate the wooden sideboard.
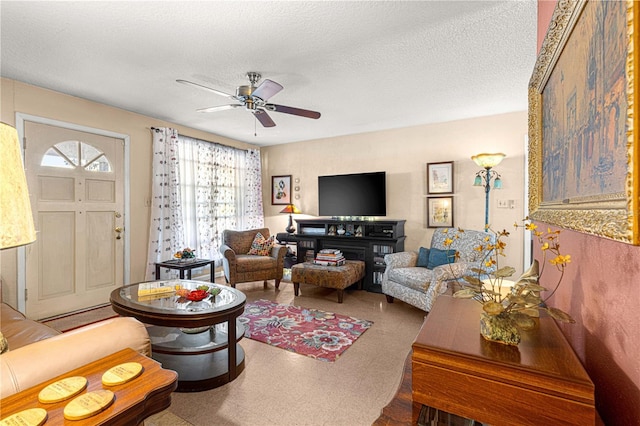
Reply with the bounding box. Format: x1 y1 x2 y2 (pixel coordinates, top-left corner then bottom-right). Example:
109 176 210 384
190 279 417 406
412 296 595 425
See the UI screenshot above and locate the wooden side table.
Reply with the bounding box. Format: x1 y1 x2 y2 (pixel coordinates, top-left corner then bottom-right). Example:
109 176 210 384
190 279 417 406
412 296 595 425
0 348 177 425
155 258 214 281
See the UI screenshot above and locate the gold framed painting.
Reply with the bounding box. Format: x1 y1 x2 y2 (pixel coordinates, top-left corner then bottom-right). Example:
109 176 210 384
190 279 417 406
528 0 639 245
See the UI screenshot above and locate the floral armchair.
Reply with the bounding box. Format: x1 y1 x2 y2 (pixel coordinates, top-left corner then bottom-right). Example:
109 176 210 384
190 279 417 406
219 228 286 289
381 228 492 312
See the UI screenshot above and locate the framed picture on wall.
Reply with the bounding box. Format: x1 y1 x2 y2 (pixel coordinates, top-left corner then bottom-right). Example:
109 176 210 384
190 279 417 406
529 0 639 244
427 196 454 228
271 175 292 205
427 162 454 194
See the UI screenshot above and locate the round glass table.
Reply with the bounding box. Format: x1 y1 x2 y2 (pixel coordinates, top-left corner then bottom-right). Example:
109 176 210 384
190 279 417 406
110 280 246 392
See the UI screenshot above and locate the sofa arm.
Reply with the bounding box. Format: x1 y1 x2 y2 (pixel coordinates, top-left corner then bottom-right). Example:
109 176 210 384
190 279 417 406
433 262 469 281
219 243 237 283
270 245 286 278
384 251 418 270
0 317 150 398
219 244 236 262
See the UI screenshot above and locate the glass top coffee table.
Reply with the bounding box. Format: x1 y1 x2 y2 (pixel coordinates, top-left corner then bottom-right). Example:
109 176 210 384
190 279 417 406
110 280 246 392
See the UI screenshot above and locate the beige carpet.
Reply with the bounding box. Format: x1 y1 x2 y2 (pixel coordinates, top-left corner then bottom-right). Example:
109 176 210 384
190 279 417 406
165 277 426 426
38 277 426 425
144 410 194 426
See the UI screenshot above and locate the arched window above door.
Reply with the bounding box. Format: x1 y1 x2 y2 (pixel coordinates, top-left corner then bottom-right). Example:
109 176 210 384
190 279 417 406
41 140 112 172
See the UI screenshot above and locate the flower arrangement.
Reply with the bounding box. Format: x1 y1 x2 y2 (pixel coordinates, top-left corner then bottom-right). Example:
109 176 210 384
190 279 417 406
175 285 221 302
445 219 574 344
173 247 195 260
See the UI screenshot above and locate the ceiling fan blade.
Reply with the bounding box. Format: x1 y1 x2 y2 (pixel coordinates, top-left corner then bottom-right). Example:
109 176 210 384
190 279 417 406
251 79 283 101
196 104 242 113
253 110 276 127
269 104 321 119
176 79 235 99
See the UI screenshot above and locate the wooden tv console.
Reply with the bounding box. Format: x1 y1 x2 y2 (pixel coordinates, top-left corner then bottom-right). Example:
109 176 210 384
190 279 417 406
294 218 405 293
412 296 596 425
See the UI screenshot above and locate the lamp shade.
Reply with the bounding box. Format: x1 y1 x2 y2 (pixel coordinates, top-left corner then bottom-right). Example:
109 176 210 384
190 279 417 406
1 123 36 249
279 204 301 214
471 153 506 168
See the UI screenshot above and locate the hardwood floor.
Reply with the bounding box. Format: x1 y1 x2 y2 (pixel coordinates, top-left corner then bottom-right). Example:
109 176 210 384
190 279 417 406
373 352 480 426
373 352 420 425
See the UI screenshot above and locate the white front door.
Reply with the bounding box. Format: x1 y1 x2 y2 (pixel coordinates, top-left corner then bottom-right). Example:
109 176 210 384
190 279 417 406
24 121 124 319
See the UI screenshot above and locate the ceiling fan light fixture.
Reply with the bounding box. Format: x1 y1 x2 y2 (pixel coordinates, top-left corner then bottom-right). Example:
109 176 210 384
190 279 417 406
236 85 252 97
179 71 321 128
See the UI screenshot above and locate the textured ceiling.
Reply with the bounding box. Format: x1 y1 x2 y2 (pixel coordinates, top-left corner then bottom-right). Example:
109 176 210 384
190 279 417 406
0 1 537 146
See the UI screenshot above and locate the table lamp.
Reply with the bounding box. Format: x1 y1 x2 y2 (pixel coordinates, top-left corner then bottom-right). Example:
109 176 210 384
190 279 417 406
1 122 36 250
280 204 301 234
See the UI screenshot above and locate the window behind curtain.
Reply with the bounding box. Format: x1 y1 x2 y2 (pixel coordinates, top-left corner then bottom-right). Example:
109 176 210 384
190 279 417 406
177 135 264 265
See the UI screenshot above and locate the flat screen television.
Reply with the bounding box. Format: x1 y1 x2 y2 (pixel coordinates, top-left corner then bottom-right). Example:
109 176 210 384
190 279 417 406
318 171 386 217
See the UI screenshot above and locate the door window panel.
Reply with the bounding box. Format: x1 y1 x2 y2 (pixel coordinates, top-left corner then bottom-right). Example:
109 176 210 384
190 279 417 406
41 141 112 172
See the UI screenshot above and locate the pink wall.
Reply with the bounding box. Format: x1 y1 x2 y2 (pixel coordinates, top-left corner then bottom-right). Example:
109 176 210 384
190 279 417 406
537 2 640 425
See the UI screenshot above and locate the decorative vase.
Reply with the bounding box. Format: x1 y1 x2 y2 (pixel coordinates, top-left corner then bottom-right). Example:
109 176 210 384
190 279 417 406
480 312 521 345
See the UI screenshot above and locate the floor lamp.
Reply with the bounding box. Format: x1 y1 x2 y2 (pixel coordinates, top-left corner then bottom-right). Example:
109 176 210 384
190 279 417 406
472 153 505 231
1 122 37 250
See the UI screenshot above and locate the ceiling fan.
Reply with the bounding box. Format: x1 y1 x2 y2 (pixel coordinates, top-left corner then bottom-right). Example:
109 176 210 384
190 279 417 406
177 72 321 128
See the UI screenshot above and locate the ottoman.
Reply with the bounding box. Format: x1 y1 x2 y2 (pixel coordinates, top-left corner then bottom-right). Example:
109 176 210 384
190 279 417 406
291 260 365 303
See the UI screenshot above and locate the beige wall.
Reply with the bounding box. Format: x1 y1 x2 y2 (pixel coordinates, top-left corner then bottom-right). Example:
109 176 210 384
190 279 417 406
1 77 528 309
0 77 254 306
262 111 528 276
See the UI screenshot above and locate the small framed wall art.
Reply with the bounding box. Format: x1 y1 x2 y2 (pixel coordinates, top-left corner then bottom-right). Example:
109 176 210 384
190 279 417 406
427 196 454 228
427 161 454 194
272 175 292 205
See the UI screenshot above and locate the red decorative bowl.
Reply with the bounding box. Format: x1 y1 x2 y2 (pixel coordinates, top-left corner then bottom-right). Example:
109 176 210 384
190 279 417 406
186 289 209 302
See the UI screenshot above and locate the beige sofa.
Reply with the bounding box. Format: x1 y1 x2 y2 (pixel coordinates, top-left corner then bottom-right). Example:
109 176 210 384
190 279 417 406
0 301 150 398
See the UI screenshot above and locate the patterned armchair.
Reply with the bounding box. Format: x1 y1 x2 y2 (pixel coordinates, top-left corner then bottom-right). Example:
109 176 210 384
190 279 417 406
381 228 492 312
219 228 286 289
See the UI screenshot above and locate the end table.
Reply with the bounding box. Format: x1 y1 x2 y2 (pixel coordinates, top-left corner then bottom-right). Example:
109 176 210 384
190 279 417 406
155 258 214 282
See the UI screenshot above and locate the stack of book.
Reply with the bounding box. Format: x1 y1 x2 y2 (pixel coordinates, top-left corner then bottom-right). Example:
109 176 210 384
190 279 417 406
314 249 346 266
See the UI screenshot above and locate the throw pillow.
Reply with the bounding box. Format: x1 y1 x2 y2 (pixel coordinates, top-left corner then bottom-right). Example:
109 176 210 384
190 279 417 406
0 331 8 354
248 232 275 256
427 248 456 269
416 247 430 268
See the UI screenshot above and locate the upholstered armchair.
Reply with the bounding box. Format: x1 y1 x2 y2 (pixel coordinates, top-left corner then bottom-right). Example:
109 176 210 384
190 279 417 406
220 228 286 289
381 228 492 312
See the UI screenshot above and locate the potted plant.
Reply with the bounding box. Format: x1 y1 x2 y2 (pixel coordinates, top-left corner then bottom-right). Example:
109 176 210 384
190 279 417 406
444 220 574 345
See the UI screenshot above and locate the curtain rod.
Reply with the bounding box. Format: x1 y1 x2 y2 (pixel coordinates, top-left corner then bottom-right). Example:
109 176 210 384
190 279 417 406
148 126 258 152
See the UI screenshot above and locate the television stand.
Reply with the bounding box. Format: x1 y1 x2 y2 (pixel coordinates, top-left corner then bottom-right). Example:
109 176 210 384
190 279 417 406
294 218 405 293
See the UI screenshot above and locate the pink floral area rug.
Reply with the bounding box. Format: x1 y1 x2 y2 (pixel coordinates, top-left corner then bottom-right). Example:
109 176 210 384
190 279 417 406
239 299 373 362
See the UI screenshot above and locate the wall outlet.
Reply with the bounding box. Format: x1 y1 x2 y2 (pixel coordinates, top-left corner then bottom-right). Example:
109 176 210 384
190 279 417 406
497 199 516 209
